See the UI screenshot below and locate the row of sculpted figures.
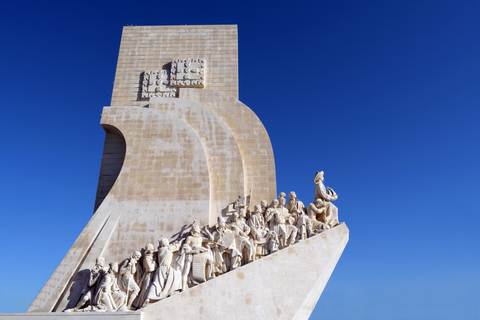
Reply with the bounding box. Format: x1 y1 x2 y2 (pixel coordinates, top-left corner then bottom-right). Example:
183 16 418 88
65 171 340 312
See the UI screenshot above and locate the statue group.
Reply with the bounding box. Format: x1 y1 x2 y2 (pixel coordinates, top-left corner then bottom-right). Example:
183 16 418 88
66 171 340 312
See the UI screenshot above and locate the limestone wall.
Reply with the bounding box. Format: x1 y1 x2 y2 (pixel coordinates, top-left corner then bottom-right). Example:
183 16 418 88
111 25 238 106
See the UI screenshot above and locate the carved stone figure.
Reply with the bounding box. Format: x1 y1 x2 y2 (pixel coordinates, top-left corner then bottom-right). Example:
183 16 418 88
260 199 268 219
314 171 339 228
185 224 209 251
264 199 279 232
177 243 194 291
182 223 211 285
248 205 268 239
96 262 127 311
119 251 142 309
277 197 298 248
266 230 279 254
248 204 269 259
143 238 183 306
204 244 214 280
306 199 330 233
296 209 312 240
132 244 157 309
230 211 254 264
286 191 305 217
211 217 241 274
71 256 108 311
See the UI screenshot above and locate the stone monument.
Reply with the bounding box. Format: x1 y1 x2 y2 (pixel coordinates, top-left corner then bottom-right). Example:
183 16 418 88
3 25 348 319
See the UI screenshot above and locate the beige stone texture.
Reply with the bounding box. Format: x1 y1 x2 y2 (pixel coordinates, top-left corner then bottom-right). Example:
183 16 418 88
179 88 277 206
0 312 141 320
111 25 239 106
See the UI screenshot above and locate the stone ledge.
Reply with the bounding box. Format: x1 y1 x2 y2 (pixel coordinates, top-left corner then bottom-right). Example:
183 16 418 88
0 312 141 319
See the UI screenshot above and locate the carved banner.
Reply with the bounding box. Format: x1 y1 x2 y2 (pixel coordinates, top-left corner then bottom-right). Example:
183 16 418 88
191 252 208 283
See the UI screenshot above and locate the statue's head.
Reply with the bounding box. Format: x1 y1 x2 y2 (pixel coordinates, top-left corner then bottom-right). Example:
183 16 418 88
314 171 324 183
278 192 286 200
289 191 297 200
191 224 201 236
145 243 154 253
260 200 268 208
96 257 105 267
217 216 226 228
254 204 261 213
159 238 169 247
315 198 324 208
238 208 246 219
132 251 141 260
279 197 286 206
271 199 279 208
232 212 239 221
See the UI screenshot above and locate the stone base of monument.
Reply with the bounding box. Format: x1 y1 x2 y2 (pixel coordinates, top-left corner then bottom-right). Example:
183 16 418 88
3 223 348 320
0 313 141 319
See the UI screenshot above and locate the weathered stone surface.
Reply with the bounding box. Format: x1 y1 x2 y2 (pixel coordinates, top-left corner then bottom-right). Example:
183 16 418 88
111 25 239 105
0 312 141 319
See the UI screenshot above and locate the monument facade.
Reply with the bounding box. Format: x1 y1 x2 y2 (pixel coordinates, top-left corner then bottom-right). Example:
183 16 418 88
1 25 348 320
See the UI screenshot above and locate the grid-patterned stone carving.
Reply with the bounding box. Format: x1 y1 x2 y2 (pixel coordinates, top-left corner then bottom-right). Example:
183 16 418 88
170 58 205 88
141 70 177 98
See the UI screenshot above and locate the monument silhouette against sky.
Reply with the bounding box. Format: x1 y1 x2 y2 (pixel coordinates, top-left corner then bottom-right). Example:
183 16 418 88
3 25 348 320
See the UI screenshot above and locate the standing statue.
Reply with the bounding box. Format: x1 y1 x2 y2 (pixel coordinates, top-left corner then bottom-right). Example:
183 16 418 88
296 208 312 240
277 197 298 247
264 199 279 232
177 243 194 291
204 244 215 280
230 211 254 264
182 223 213 285
119 251 142 309
286 191 305 218
185 223 209 251
248 205 268 238
259 200 268 219
314 171 339 228
210 216 241 274
248 204 273 259
132 244 157 309
143 238 183 306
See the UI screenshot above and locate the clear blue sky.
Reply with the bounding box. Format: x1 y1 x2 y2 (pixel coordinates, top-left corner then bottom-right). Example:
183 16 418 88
1 1 479 319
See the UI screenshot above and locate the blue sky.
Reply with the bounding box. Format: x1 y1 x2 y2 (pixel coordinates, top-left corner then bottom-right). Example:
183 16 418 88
1 1 479 319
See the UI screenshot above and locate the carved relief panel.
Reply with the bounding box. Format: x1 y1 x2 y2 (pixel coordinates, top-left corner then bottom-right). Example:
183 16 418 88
141 70 177 98
170 58 205 88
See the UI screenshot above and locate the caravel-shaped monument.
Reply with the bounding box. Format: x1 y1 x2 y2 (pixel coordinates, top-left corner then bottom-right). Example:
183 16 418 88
5 25 348 320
